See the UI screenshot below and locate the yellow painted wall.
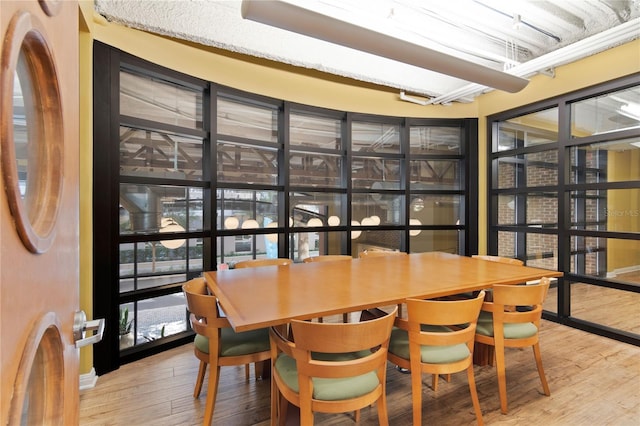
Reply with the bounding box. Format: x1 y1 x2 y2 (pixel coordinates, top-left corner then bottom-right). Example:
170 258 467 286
608 150 640 272
78 1 639 371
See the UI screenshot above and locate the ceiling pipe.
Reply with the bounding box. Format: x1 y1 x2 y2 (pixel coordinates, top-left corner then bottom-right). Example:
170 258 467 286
425 17 640 105
241 0 529 93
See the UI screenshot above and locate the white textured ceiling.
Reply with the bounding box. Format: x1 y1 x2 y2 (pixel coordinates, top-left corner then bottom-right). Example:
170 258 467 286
94 0 640 103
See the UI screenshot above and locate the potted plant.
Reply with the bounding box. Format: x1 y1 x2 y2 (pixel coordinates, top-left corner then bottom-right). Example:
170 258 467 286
119 307 134 349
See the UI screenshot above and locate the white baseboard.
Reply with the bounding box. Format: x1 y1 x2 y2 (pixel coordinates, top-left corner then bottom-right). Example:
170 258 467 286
79 368 98 391
607 264 640 279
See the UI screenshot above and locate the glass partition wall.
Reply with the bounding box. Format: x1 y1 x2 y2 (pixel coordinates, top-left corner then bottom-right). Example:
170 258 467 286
488 75 640 346
93 43 477 373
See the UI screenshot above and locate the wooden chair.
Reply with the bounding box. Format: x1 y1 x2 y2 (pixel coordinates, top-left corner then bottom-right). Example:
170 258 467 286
183 278 271 425
303 254 353 263
472 254 524 266
234 258 293 269
269 307 397 426
303 255 353 322
474 277 551 414
359 250 408 318
388 292 485 426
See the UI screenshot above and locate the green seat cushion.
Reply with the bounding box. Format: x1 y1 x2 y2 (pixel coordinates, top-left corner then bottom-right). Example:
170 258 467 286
476 311 538 339
388 325 470 364
194 327 270 357
274 353 380 401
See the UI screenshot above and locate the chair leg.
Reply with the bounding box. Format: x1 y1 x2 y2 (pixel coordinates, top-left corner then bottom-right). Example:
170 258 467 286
466 364 484 426
410 367 423 426
532 343 551 396
203 365 221 425
245 364 250 381
376 392 390 426
431 373 451 391
270 376 278 426
194 360 207 398
494 341 508 414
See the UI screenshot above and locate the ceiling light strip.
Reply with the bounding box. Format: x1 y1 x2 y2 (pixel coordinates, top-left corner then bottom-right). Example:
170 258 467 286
241 0 529 93
428 17 640 105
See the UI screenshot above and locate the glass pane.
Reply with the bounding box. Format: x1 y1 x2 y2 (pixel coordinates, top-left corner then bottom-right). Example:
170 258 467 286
496 157 522 189
543 280 557 314
290 112 341 149
496 107 559 150
571 283 639 335
570 236 640 282
410 195 463 225
352 193 404 226
571 85 640 137
119 185 202 234
495 193 557 227
409 160 461 189
496 150 558 189
290 192 345 227
13 67 29 198
189 238 204 272
352 121 400 154
217 97 277 142
526 150 558 186
217 140 278 185
294 231 345 261
352 158 400 189
570 138 640 184
497 194 517 225
120 70 202 128
526 234 557 270
119 127 203 180
410 230 460 254
409 126 461 154
352 230 403 255
216 236 285 267
497 231 517 258
570 189 640 233
217 189 279 230
124 293 189 348
527 193 558 228
289 151 342 187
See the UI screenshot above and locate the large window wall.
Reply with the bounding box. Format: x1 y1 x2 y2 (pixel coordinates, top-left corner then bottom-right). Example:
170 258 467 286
488 74 640 346
93 44 477 373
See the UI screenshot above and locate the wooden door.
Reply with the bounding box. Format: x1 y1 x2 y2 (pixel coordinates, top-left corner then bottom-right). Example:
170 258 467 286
1 1 80 424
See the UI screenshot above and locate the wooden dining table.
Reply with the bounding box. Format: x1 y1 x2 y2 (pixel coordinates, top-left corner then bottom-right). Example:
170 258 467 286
205 252 563 332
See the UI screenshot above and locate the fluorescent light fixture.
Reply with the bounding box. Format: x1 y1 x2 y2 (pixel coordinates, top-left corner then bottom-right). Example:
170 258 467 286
631 141 640 148
619 103 640 121
428 17 640 105
241 0 529 93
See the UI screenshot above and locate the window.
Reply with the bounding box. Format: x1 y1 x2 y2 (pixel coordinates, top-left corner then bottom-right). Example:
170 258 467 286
93 43 477 373
488 76 640 346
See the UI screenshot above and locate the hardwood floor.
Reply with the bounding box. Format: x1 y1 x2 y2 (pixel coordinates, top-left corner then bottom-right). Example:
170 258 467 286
79 320 640 425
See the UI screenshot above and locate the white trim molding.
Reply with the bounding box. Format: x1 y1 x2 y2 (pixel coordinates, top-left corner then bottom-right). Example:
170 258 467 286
79 368 98 391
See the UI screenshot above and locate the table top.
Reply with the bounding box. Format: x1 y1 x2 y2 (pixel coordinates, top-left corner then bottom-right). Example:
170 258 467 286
205 252 563 331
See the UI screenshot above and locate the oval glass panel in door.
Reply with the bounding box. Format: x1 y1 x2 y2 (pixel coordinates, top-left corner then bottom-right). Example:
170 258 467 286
1 11 64 253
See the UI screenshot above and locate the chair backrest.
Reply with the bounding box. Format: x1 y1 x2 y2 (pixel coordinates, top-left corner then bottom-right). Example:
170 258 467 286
182 278 229 338
234 258 292 269
359 250 407 259
303 255 353 263
490 277 550 326
405 291 485 349
274 307 397 380
472 254 524 266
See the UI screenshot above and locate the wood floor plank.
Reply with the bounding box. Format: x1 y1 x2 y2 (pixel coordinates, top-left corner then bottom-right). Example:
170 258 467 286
80 321 640 425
